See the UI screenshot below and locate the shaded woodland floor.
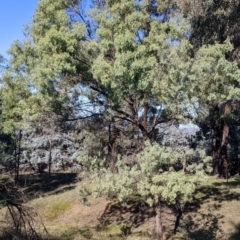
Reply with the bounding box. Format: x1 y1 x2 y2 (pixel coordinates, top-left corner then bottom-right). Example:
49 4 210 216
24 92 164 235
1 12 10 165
0 173 240 239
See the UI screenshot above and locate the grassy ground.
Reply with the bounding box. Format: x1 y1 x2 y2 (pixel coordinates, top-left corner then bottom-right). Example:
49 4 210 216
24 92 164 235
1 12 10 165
0 173 240 239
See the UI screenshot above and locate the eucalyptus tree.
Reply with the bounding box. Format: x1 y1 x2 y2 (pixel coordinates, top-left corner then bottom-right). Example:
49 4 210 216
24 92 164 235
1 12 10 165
176 0 240 178
0 0 90 179
158 0 240 179
1 0 192 163
180 41 240 178
2 0 240 174
90 0 240 171
90 0 191 150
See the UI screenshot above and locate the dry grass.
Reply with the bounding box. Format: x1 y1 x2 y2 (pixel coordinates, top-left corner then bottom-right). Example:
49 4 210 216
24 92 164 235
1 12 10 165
1 174 240 239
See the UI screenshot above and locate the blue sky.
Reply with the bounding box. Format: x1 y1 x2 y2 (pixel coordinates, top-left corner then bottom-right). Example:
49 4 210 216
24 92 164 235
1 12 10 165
0 0 39 58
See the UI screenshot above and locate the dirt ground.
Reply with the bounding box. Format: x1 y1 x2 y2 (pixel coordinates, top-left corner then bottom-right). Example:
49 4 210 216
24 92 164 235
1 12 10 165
1 174 240 239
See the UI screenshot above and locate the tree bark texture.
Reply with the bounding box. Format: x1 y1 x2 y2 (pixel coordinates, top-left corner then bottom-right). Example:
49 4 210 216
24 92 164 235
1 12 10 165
212 102 232 178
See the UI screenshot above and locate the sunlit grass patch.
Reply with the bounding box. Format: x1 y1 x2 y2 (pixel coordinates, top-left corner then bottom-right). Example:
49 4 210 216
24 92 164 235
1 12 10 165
39 201 71 220
96 223 122 234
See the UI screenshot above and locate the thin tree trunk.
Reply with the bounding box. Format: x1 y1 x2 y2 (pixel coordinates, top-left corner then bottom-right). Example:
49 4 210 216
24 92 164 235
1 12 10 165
221 123 229 179
15 130 22 185
174 202 183 234
212 119 222 176
14 132 17 185
48 139 52 186
143 101 148 130
107 119 117 172
17 130 22 183
155 200 163 240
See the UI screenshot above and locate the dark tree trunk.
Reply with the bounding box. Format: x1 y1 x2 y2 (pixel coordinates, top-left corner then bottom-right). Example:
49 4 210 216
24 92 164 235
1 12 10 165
143 100 148 131
212 102 232 178
48 139 52 186
174 202 184 234
14 130 22 185
14 133 17 184
220 122 229 179
212 119 222 176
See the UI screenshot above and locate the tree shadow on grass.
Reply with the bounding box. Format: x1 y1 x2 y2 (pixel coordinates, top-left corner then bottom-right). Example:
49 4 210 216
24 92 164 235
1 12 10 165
191 177 240 206
98 200 155 228
184 212 223 240
18 172 78 199
213 176 240 189
193 185 222 204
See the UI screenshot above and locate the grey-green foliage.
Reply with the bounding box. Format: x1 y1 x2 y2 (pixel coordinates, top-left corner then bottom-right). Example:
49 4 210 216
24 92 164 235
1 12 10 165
80 142 211 206
2 0 240 137
0 72 35 133
182 40 240 119
91 0 190 113
0 0 87 133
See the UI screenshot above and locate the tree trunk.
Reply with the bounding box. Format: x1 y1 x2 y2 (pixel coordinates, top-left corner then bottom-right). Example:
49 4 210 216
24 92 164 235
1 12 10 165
220 123 229 179
14 133 17 185
212 119 222 176
48 139 52 186
143 101 148 131
173 202 183 234
212 102 231 178
15 130 22 185
155 200 163 240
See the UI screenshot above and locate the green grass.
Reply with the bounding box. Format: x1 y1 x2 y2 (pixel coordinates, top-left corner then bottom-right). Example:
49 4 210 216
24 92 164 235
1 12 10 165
39 201 71 220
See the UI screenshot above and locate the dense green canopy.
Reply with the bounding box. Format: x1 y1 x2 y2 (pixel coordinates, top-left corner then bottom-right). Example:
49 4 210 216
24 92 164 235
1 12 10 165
1 0 239 132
